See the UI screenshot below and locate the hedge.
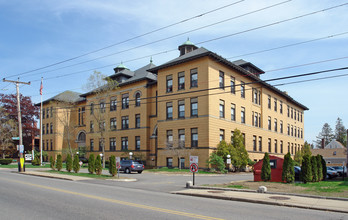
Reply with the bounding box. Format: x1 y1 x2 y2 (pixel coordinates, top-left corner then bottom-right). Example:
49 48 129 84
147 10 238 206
0 159 13 165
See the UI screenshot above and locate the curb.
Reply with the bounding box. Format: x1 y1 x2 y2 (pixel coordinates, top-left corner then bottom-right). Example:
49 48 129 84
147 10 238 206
17 172 75 181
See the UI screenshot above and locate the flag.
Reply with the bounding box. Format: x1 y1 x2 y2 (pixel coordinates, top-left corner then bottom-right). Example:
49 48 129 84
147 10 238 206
40 79 43 95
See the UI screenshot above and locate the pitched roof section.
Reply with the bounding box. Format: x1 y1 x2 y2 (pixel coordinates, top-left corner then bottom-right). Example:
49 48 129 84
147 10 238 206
148 47 308 111
325 140 346 149
118 62 157 86
36 90 85 106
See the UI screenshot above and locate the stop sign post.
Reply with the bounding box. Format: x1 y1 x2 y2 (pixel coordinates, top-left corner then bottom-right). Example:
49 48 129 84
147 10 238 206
190 156 198 185
116 157 120 178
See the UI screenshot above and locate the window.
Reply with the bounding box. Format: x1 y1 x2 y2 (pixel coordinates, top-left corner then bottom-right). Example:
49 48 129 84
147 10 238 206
90 121 94 132
122 93 129 109
90 139 94 151
241 81 245 98
241 107 245 123
178 100 185 118
287 105 290 117
294 109 297 120
50 107 53 118
42 125 45 135
291 107 293 119
46 109 49 118
110 138 116 151
110 118 116 130
280 120 283 133
258 137 262 152
178 72 185 90
258 113 261 128
253 88 259 104
287 124 290 135
280 141 283 153
291 143 294 154
274 139 278 153
220 129 225 142
81 107 85 125
166 75 173 92
50 123 53 134
274 119 277 132
219 71 224 89
268 95 271 109
300 112 303 122
301 129 303 139
253 136 257 151
274 98 277 112
287 142 290 153
231 131 234 143
242 133 245 146
121 116 129 129
166 102 173 119
99 121 105 131
191 98 198 117
90 103 94 115
46 140 49 151
135 93 141 107
42 141 45 151
268 138 271 152
230 77 235 94
178 129 185 147
135 136 140 150
291 125 293 136
167 158 173 168
78 108 81 125
191 128 198 147
294 126 297 137
50 139 53 151
121 137 128 150
268 117 271 130
254 112 258 127
167 130 173 147
46 123 49 134
42 108 45 119
110 98 117 111
280 101 283 114
99 139 104 151
100 101 106 113
190 68 198 88
297 111 300 122
219 100 225 118
135 114 140 128
231 104 236 121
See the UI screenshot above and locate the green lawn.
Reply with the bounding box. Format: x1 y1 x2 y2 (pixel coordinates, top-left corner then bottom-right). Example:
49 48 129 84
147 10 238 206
295 180 348 193
145 167 215 174
46 170 120 179
0 163 52 169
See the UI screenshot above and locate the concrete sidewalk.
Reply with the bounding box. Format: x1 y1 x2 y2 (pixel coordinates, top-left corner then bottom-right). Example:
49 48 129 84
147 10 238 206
172 188 348 214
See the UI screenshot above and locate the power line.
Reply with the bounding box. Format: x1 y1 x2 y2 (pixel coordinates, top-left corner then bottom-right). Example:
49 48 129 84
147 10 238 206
9 0 245 77
7 0 292 79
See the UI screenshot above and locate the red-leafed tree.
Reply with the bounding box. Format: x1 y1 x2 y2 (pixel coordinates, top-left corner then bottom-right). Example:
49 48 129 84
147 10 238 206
0 94 39 153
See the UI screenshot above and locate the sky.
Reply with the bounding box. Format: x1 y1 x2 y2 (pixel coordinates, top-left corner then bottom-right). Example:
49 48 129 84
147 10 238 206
1 0 347 146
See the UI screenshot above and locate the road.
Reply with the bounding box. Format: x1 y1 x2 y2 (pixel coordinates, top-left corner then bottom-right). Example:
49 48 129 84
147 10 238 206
0 169 347 220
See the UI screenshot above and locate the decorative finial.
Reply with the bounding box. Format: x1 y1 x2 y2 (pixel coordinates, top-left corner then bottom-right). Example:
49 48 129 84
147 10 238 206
150 57 153 63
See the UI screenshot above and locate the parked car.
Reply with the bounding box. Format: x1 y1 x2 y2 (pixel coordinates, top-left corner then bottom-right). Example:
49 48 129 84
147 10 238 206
294 166 301 181
326 167 338 179
331 166 347 177
120 160 144 174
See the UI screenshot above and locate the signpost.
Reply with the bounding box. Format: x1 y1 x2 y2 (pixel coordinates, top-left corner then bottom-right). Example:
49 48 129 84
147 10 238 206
12 137 20 141
116 157 121 178
190 156 198 185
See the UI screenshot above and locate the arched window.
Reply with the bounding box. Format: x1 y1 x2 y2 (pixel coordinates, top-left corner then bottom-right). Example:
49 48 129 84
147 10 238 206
135 93 141 107
77 132 86 142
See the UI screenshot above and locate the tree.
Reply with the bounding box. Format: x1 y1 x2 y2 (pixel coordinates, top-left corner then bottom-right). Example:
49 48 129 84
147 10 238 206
301 154 312 183
84 71 118 168
88 154 95 174
73 154 80 173
282 152 294 183
311 156 318 182
261 152 271 181
56 154 63 171
66 154 72 172
293 150 302 166
216 140 231 161
0 107 17 158
230 129 249 171
163 138 192 169
207 152 226 173
320 155 327 180
0 94 39 151
95 154 102 175
316 154 323 181
109 155 117 176
50 156 55 170
335 117 347 146
315 123 334 148
294 142 311 166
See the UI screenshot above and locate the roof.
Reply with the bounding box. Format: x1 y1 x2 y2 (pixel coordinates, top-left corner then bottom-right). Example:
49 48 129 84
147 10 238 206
232 59 265 74
148 47 308 110
36 90 85 106
325 140 345 149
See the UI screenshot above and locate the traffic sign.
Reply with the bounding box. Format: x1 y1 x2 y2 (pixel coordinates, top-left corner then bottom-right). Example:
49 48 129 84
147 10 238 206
12 137 20 140
190 163 198 173
116 157 121 169
190 156 198 164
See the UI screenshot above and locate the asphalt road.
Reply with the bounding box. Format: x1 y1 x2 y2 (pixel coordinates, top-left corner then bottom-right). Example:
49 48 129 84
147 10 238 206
1 169 347 220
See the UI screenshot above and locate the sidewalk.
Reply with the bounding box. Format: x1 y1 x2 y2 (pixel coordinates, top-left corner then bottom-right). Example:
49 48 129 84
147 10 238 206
172 187 348 214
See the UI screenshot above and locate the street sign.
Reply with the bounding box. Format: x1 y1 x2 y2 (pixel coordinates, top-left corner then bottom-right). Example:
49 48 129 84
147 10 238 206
116 157 121 169
190 156 198 164
12 137 20 140
25 154 32 161
17 145 24 153
227 159 231 164
190 163 198 173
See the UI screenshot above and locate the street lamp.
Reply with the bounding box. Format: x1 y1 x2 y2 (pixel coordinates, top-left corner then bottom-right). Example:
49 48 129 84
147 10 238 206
226 154 231 172
129 152 133 160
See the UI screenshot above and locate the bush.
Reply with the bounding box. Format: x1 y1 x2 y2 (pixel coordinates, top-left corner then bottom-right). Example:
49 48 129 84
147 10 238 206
301 154 312 183
207 152 226 173
282 152 294 183
316 154 323 181
0 158 13 165
56 155 62 171
50 156 55 170
32 156 40 166
66 154 72 172
88 154 95 174
311 156 318 182
109 155 117 176
320 155 327 180
95 155 102 175
261 152 271 181
73 154 80 173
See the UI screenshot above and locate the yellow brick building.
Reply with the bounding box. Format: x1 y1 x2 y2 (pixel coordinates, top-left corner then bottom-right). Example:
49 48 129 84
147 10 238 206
39 40 308 168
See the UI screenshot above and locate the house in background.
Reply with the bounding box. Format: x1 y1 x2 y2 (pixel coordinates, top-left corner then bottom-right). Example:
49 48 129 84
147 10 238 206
311 140 347 166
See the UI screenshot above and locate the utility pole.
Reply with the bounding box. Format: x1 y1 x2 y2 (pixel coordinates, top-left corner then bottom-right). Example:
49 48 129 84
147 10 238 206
3 78 31 172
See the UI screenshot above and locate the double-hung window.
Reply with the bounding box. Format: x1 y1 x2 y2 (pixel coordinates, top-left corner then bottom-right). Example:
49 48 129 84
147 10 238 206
230 77 235 94
135 114 140 128
122 116 129 129
231 104 236 121
190 68 198 88
178 100 185 118
219 71 224 89
110 97 117 111
178 129 185 147
110 138 116 151
122 94 129 109
110 118 116 130
241 107 245 123
219 100 225 118
166 102 173 119
178 72 185 90
191 128 198 147
191 98 198 117
121 137 128 150
166 75 173 92
241 82 245 98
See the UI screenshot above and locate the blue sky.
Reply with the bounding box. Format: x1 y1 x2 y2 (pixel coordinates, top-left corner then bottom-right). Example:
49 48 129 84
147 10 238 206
1 0 347 145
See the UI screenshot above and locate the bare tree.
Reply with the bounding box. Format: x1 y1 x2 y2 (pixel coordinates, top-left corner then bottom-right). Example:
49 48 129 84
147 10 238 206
163 139 191 169
0 107 18 158
84 71 118 168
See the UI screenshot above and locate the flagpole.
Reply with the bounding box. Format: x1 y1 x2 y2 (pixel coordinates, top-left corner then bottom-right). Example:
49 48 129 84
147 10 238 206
40 77 43 166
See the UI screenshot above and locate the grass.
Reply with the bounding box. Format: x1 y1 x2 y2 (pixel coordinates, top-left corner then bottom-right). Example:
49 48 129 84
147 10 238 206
0 163 52 169
295 180 348 193
46 170 124 179
227 185 246 189
145 167 215 174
